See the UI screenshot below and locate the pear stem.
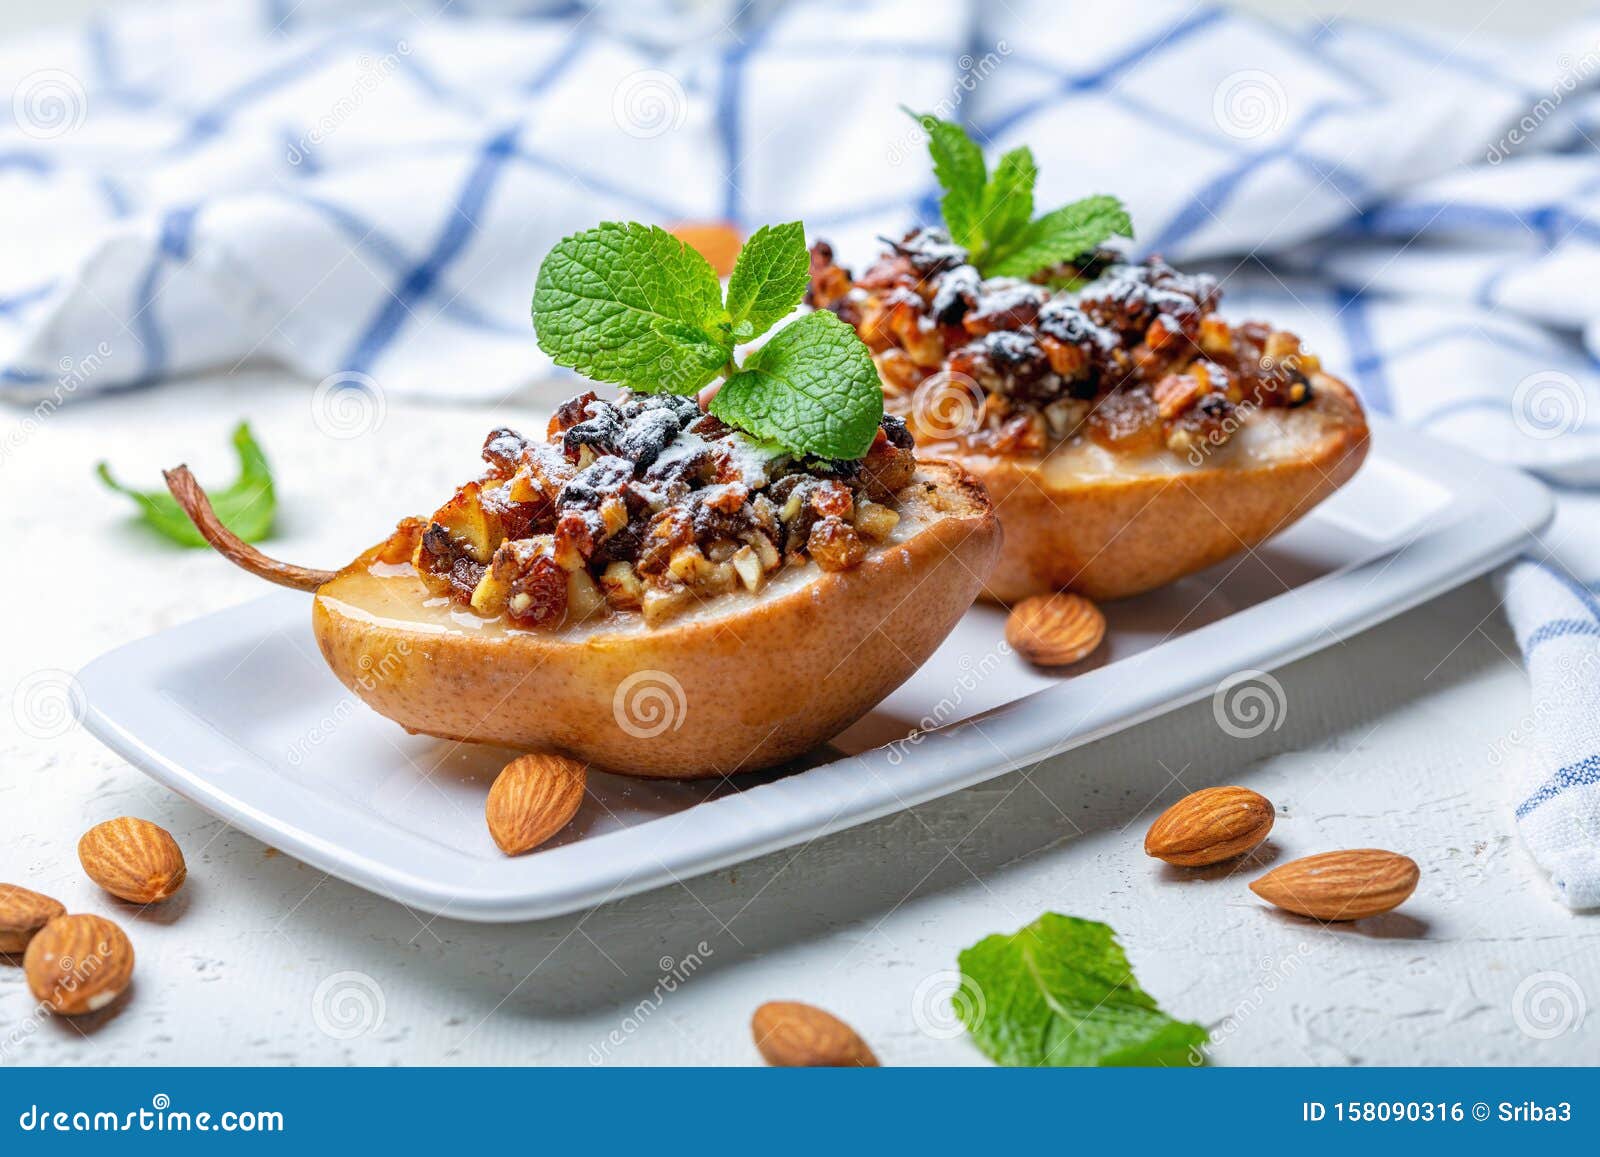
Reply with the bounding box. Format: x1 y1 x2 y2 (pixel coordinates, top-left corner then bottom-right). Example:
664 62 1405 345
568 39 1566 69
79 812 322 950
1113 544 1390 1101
163 465 335 592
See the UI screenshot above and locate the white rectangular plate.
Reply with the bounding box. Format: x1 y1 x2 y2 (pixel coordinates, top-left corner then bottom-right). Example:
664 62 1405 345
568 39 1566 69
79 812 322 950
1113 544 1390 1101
79 419 1551 921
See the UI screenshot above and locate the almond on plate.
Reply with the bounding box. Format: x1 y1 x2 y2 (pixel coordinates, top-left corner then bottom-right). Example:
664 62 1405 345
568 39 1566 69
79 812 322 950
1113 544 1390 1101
1144 786 1275 867
751 1001 878 1067
78 817 187 904
1005 593 1106 668
0 884 66 954
1249 849 1419 921
486 753 588 856
24 914 135 1015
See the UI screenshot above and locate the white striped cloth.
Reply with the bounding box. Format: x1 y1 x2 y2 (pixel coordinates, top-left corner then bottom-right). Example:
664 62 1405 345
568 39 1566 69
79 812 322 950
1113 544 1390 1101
2 0 1597 903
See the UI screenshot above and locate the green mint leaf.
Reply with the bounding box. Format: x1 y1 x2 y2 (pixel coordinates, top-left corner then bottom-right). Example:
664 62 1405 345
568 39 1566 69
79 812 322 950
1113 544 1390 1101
982 194 1133 279
709 310 883 460
978 145 1036 253
725 221 810 342
532 221 732 395
97 422 275 548
958 913 1208 1067
904 107 986 252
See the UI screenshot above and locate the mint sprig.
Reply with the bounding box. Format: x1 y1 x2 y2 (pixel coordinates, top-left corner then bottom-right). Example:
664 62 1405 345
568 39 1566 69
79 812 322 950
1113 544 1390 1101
905 109 1133 278
97 422 276 547
533 221 883 460
958 913 1208 1067
710 311 881 460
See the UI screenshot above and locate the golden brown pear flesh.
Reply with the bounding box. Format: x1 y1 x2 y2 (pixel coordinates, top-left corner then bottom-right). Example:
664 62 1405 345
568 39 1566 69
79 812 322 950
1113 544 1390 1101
912 373 1368 604
170 460 1000 781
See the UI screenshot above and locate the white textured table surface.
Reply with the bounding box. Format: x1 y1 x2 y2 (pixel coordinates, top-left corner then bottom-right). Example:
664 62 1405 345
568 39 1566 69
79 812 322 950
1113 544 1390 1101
2 372 1597 1067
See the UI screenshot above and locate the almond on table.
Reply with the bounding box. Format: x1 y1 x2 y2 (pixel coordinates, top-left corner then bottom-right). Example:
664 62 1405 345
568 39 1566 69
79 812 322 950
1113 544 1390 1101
751 1001 878 1068
78 817 187 904
1249 849 1419 921
1144 786 1274 867
24 914 135 1015
0 884 67 954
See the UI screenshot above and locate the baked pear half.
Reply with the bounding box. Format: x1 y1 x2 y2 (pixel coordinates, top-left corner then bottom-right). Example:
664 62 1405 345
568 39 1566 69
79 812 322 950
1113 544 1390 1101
810 234 1370 602
168 391 999 779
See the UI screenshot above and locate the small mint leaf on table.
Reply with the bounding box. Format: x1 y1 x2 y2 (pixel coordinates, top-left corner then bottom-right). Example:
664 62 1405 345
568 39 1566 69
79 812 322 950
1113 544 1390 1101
709 310 884 461
97 422 276 547
983 194 1134 279
532 221 732 395
725 221 810 342
957 913 1208 1067
904 107 987 252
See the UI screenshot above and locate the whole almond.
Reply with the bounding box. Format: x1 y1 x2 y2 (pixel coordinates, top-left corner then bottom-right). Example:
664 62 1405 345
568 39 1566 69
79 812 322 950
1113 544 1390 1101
1006 593 1106 667
751 1001 878 1067
0 885 67 954
1145 786 1274 867
486 753 587 855
24 914 134 1015
1250 849 1419 921
78 817 187 904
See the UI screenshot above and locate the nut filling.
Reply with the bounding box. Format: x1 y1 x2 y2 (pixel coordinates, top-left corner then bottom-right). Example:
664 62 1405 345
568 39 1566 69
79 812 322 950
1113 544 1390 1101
413 392 918 629
809 228 1322 457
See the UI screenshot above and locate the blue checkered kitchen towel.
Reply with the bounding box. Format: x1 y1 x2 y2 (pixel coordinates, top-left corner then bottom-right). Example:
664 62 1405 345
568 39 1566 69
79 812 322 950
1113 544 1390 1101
3 0 1598 905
